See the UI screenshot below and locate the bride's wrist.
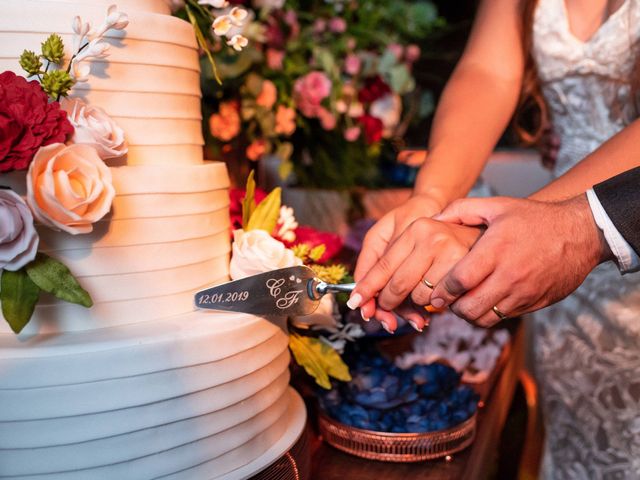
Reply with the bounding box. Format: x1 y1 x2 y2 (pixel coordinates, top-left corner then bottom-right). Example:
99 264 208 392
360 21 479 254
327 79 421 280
410 188 450 214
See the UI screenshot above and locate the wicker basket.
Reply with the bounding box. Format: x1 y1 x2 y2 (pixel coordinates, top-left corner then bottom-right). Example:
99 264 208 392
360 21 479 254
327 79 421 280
318 412 477 462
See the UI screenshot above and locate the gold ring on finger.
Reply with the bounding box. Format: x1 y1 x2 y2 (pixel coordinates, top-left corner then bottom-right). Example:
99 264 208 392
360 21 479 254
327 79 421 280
423 278 434 289
492 305 509 321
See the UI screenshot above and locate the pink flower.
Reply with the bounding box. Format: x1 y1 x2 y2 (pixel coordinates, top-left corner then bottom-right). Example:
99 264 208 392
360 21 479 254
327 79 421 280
256 79 277 109
283 10 300 39
313 18 327 34
26 143 115 235
344 126 361 142
387 43 404 61
209 101 241 141
266 49 285 70
293 71 332 118
405 44 421 63
328 17 347 33
275 105 296 136
344 54 361 76
318 108 336 131
246 139 267 161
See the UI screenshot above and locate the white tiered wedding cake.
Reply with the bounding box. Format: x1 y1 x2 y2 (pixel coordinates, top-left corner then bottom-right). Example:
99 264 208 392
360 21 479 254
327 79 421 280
0 0 306 478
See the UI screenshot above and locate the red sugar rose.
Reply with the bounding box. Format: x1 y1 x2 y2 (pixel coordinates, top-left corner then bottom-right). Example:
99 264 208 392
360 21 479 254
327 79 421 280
0 71 74 172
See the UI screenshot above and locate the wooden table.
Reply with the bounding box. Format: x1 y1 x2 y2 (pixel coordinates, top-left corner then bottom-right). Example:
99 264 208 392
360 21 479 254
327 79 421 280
309 324 525 480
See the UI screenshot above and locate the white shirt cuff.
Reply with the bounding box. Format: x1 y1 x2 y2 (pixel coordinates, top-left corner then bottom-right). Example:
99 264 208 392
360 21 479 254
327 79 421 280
587 189 640 274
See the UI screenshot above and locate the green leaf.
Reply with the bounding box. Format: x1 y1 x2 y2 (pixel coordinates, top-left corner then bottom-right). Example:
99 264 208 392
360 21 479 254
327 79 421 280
388 64 415 95
1 268 40 334
19 50 42 76
289 333 351 390
41 33 65 64
278 160 294 182
41 70 75 99
246 187 281 233
26 253 93 308
241 170 257 229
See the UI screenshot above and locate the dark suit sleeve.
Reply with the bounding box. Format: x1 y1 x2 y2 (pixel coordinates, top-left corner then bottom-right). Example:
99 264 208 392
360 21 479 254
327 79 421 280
593 167 640 256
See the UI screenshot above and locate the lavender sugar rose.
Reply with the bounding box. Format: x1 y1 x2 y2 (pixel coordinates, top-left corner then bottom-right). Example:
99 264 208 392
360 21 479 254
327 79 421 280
0 189 39 271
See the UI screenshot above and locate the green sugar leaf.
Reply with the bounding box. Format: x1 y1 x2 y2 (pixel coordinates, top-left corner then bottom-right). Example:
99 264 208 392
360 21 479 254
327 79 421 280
1 268 41 334
19 50 42 76
26 253 93 308
41 33 65 64
241 170 257 229
246 187 281 233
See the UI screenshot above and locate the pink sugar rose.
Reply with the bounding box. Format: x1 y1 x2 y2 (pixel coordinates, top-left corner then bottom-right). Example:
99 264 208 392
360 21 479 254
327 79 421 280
256 80 277 109
266 49 285 70
246 139 267 161
293 71 332 118
328 17 347 33
26 143 115 235
209 101 241 142
344 54 361 76
275 105 296 136
0 189 39 271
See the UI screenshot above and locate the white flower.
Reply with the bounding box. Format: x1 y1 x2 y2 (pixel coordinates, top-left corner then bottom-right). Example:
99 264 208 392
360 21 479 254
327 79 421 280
71 16 91 52
0 190 39 272
198 0 229 8
93 4 129 38
276 205 298 243
70 59 91 82
227 34 249 51
62 99 127 160
229 229 302 280
316 321 366 354
75 38 110 63
212 15 233 36
370 94 402 137
229 7 248 25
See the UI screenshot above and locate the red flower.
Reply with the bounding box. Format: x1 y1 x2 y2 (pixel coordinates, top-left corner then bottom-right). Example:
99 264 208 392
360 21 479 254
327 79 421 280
358 76 391 104
229 186 268 231
285 225 343 263
0 71 73 172
358 114 384 144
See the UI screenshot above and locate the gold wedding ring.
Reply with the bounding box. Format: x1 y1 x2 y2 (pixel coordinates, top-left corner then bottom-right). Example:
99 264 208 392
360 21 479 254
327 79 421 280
492 305 509 321
423 278 434 289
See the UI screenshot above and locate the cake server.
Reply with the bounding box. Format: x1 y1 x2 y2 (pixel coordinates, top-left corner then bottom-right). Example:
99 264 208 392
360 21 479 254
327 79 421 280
195 265 355 317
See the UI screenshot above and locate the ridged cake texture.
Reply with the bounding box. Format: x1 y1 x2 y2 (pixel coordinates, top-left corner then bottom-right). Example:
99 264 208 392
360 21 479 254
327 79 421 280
0 1 305 478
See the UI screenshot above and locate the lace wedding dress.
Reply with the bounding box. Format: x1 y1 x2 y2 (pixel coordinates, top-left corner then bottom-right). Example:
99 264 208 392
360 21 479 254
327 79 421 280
532 1 640 478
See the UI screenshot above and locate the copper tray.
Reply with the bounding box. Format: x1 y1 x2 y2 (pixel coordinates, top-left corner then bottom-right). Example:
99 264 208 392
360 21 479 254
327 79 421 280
318 411 477 462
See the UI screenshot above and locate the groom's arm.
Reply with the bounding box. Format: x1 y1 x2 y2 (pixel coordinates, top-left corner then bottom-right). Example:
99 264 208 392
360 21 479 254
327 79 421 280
592 167 640 263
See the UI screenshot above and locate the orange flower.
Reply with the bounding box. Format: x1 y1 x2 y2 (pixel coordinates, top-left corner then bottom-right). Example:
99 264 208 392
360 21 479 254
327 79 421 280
275 105 296 136
209 101 241 141
246 139 267 161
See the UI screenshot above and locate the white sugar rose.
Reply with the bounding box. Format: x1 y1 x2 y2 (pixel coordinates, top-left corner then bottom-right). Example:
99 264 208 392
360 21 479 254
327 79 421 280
63 99 127 160
230 229 302 280
0 190 39 271
26 143 115 235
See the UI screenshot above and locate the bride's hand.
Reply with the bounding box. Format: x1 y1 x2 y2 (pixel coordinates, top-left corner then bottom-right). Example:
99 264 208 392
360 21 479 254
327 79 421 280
349 217 482 332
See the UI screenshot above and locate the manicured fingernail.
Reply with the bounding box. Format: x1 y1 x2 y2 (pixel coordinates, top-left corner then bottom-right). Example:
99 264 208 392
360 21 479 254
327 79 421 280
347 293 362 310
408 320 423 333
381 321 395 334
431 298 445 309
360 310 370 322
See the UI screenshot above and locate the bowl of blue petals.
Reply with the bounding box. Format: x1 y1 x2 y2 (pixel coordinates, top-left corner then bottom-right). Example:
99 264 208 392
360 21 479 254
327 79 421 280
317 350 479 462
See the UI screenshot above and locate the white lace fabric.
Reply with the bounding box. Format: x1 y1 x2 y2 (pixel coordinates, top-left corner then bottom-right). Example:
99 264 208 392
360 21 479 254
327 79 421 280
532 1 640 478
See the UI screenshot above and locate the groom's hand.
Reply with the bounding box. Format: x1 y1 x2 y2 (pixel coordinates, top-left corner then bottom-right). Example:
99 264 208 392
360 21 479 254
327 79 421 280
430 195 612 326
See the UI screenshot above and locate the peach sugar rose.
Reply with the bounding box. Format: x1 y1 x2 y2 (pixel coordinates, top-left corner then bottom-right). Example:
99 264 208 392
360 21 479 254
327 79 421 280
26 143 115 235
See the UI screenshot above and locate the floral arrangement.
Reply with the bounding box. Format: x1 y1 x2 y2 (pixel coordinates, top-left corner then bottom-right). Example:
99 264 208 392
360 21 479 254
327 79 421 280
179 0 442 189
319 347 478 433
0 5 129 333
229 171 365 388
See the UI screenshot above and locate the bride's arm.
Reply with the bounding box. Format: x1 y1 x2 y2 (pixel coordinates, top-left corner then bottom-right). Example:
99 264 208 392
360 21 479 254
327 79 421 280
414 0 526 206
530 118 640 201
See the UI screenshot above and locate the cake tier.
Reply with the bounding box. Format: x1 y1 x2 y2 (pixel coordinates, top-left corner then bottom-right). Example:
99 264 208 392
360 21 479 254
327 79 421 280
0 313 303 479
0 162 231 335
0 0 203 166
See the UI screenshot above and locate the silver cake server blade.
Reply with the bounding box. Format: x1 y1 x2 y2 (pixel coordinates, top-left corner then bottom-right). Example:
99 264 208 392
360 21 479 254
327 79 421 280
195 265 355 317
